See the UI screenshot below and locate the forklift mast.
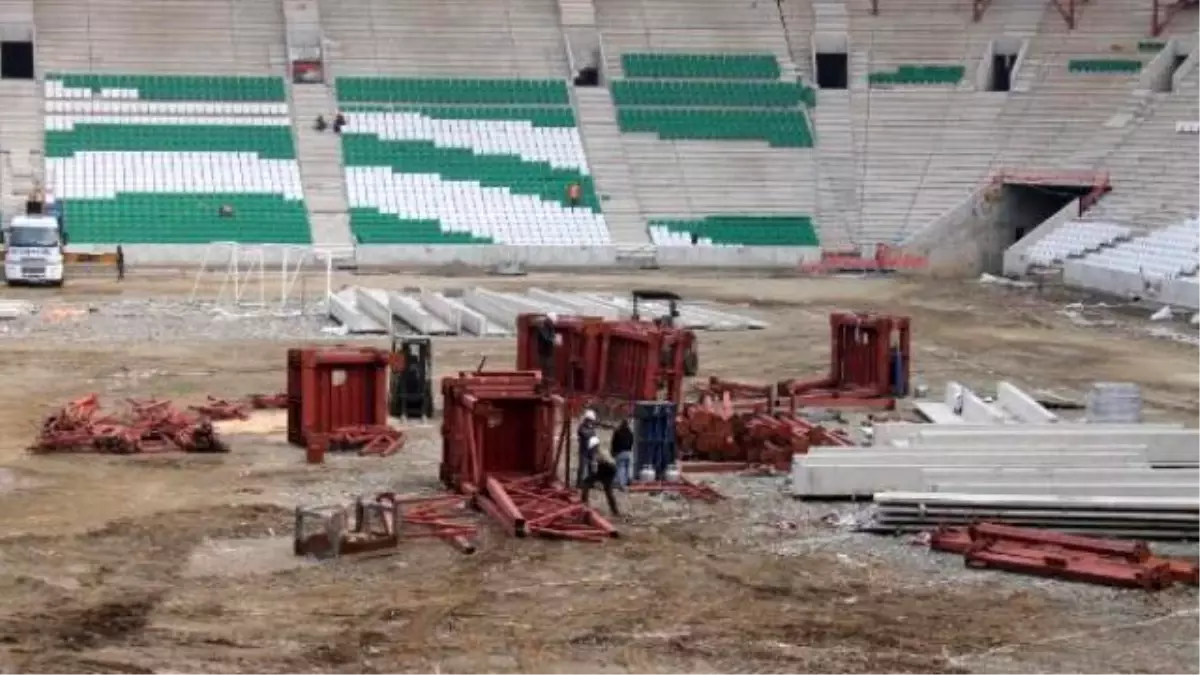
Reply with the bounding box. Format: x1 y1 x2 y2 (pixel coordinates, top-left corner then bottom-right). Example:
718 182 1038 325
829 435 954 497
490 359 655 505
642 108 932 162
630 289 681 324
389 336 434 419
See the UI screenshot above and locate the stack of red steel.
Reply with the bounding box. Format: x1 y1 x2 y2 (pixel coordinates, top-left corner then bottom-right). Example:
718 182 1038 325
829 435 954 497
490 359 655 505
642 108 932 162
514 313 695 416
327 425 406 457
675 392 853 471
287 346 390 448
441 370 617 541
30 395 229 455
696 312 912 411
931 523 1200 590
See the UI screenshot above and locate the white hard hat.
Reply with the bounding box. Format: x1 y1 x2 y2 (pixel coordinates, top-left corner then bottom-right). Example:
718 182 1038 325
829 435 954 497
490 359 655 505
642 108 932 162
546 312 558 322
588 436 601 449
582 409 597 422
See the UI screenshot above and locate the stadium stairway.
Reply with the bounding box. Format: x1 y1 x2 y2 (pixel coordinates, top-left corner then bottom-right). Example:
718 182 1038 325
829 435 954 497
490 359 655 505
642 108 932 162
290 84 354 246
573 87 648 243
0 80 44 214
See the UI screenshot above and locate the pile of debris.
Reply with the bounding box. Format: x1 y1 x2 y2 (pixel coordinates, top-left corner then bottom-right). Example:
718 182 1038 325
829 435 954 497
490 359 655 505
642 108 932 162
295 492 478 557
31 394 231 455
676 394 853 470
930 523 1200 590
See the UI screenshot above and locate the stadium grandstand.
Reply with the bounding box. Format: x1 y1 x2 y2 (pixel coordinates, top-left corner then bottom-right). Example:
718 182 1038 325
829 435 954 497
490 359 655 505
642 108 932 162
0 0 1194 303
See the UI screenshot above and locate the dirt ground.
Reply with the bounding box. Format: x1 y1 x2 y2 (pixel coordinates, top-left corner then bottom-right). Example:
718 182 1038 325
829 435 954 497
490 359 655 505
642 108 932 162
0 269 1196 674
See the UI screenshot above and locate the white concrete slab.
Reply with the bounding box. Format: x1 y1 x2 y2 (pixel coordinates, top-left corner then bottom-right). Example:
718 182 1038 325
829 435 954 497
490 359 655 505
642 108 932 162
387 291 454 335
909 428 1200 467
871 421 1183 446
996 381 1058 424
792 453 1149 498
328 288 386 334
926 483 1199 498
419 290 507 336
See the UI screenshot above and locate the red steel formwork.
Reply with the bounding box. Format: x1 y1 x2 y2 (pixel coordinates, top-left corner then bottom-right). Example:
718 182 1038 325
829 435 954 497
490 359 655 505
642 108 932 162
783 312 910 406
440 371 618 541
287 347 391 448
589 320 693 411
514 313 605 401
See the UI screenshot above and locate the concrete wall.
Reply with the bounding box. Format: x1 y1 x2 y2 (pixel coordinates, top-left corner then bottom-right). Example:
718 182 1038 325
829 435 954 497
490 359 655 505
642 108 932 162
901 182 999 276
101 243 822 270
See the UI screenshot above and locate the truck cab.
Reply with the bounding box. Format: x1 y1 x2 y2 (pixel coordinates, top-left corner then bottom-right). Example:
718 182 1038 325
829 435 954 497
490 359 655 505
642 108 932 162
3 214 66 286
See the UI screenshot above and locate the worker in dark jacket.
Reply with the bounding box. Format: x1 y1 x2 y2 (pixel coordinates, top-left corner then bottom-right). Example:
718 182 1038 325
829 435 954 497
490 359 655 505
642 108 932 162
536 313 558 389
580 435 621 517
611 418 635 490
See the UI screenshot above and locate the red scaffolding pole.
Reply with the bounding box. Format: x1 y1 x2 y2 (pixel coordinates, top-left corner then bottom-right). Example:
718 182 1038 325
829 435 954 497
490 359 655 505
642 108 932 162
1151 0 1199 35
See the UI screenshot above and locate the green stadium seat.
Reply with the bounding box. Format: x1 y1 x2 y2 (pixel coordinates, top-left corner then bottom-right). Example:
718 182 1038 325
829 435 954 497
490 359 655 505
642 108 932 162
44 73 309 244
621 53 782 80
648 215 820 246
868 64 966 86
334 82 611 246
1067 59 1143 74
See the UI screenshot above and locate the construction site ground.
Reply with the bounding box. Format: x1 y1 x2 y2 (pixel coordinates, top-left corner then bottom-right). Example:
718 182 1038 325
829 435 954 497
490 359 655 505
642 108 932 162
0 269 1196 674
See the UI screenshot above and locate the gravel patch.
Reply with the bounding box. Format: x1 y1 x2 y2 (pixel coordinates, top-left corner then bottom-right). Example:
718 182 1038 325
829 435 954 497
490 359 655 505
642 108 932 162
0 299 359 343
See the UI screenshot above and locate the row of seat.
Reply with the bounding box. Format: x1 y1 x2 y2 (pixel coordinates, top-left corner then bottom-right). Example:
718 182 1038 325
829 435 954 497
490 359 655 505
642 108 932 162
46 74 287 101
868 64 966 86
57 194 310 244
46 122 297 159
336 77 570 105
648 216 820 247
616 108 813 147
611 80 807 108
1023 220 1133 266
46 100 290 116
1067 59 1143 74
342 104 578 127
622 52 782 80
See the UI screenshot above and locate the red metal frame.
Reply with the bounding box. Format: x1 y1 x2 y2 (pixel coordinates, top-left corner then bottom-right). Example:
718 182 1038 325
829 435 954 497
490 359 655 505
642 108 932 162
930 523 1200 589
1151 0 1198 35
783 312 910 404
514 313 605 400
287 347 390 448
440 371 619 541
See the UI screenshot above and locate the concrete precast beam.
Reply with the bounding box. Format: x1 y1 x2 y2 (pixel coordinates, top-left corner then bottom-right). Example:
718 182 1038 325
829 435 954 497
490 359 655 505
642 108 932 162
865 523 1196 540
792 454 1149 498
996 381 1058 424
329 288 387 334
419 290 506 337
871 421 1183 445
353 287 395 330
908 429 1200 467
806 443 1150 458
926 482 1200 499
872 491 1199 511
526 289 623 320
461 289 521 330
387 291 454 335
920 467 1199 486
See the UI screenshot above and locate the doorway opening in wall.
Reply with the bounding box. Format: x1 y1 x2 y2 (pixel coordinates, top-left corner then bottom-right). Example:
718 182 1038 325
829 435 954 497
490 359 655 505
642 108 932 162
815 52 848 89
1166 52 1189 89
998 182 1102 250
989 52 1017 92
0 41 34 79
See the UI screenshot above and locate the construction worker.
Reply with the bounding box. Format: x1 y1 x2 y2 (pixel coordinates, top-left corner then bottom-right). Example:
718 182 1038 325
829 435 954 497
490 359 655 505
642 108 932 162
566 182 582 208
536 313 558 390
580 435 621 517
611 417 635 490
116 245 125 281
576 409 598 487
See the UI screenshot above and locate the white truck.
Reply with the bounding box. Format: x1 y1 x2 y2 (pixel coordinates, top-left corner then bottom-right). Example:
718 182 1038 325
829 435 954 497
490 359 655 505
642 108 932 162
3 214 66 286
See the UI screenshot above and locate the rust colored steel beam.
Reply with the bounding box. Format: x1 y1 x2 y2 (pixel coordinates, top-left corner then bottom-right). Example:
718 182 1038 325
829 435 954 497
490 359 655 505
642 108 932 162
969 523 1151 560
965 547 1172 590
629 478 725 503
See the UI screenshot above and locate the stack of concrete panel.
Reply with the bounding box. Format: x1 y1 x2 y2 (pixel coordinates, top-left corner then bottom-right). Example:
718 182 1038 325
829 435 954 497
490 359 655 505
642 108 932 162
797 421 1199 498
870 492 1199 540
1086 382 1143 424
911 381 1057 425
329 286 771 336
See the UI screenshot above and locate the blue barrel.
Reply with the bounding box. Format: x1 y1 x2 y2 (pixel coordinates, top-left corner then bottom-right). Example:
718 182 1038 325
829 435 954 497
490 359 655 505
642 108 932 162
890 347 908 397
633 401 677 481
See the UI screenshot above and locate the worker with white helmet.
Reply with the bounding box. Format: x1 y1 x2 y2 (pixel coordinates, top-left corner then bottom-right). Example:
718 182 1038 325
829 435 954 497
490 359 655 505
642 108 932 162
575 408 598 487
580 434 621 516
